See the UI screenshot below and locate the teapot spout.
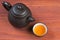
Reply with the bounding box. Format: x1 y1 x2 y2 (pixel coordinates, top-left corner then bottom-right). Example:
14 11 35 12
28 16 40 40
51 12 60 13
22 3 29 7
2 1 12 11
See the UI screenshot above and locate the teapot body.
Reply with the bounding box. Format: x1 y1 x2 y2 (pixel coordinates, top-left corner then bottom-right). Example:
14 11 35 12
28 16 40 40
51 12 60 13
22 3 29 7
8 10 31 27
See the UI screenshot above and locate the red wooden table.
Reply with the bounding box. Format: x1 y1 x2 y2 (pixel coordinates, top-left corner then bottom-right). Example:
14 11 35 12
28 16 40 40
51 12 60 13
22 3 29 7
0 0 60 40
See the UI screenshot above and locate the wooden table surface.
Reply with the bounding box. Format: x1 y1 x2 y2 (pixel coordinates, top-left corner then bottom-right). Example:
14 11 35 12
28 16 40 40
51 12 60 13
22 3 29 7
0 0 60 40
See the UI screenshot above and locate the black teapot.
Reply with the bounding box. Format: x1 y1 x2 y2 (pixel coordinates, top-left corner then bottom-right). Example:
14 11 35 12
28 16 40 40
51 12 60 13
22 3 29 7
2 1 35 27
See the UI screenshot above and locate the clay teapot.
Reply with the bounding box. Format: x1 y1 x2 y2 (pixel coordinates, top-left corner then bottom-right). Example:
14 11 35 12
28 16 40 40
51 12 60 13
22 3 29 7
2 1 35 27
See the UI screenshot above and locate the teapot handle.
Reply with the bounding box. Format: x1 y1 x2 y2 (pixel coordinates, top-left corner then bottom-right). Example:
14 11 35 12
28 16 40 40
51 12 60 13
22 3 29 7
2 1 12 11
28 16 35 22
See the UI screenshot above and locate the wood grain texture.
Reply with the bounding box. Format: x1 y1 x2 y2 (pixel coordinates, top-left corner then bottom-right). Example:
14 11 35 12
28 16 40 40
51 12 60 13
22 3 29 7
0 0 60 40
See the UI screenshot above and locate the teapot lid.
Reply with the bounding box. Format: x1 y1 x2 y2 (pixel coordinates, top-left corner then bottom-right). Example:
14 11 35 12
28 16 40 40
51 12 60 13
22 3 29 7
10 3 31 18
